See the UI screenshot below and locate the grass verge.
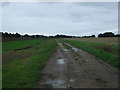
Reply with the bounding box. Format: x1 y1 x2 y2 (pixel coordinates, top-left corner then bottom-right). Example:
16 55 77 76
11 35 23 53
3 39 57 88
62 39 119 68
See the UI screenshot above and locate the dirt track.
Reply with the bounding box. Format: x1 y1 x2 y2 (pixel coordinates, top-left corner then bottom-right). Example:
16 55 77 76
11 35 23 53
37 41 118 88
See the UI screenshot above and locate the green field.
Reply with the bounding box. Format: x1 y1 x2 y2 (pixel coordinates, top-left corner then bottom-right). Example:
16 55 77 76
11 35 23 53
2 39 47 53
62 39 119 68
3 39 57 88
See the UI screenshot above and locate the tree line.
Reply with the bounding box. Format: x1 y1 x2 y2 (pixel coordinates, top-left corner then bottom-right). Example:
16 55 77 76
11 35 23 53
0 32 76 38
82 32 120 38
1 32 48 38
0 32 120 38
98 32 120 37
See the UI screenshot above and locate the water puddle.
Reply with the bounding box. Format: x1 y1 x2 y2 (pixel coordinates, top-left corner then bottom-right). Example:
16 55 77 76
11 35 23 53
69 79 75 82
46 79 67 88
57 59 65 64
57 51 60 53
58 43 62 46
72 48 78 52
64 49 68 52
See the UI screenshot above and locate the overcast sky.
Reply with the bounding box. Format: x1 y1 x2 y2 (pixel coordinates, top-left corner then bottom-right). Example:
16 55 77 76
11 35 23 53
1 2 118 36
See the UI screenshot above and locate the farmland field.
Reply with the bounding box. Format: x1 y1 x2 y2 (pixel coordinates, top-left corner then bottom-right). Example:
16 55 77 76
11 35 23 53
68 37 119 45
2 37 119 88
2 1 119 89
2 39 57 88
2 39 48 53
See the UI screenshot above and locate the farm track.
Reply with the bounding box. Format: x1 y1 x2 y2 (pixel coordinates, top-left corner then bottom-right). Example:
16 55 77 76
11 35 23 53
2 40 51 64
37 41 118 88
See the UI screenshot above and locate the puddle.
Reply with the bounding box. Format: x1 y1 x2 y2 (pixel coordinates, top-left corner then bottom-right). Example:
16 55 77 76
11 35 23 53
57 59 65 64
58 43 62 46
57 51 60 53
72 48 78 52
69 79 75 82
64 49 68 52
46 79 67 88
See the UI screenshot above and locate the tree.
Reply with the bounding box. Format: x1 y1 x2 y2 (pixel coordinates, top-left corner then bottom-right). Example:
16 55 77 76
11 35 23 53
23 34 30 37
115 34 120 37
91 35 95 37
98 33 103 37
14 33 21 38
36 35 39 38
98 32 115 37
4 32 9 37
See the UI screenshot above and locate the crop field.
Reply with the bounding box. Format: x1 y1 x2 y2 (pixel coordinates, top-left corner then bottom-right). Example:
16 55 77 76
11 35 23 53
2 37 119 88
2 37 32 42
2 39 50 53
68 37 119 45
2 39 57 88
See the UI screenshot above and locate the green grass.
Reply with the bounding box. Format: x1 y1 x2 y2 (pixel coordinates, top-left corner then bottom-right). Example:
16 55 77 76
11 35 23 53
62 39 119 68
3 39 57 88
2 39 46 52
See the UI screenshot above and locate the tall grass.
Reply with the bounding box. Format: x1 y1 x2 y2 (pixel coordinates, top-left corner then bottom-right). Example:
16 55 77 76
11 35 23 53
3 40 57 88
62 39 119 68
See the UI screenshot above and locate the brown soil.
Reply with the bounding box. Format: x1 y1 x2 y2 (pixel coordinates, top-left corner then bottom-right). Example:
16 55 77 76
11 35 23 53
37 41 118 88
14 46 32 51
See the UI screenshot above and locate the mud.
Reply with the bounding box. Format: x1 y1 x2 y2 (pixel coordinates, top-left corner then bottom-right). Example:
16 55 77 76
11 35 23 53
14 46 32 51
37 41 118 88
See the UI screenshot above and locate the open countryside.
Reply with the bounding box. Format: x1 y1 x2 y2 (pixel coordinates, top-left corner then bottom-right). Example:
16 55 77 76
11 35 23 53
1 2 119 89
2 32 119 88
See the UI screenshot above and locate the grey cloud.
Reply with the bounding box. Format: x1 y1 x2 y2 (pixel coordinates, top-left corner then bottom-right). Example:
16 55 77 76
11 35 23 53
1 2 11 7
75 2 117 9
2 2 118 36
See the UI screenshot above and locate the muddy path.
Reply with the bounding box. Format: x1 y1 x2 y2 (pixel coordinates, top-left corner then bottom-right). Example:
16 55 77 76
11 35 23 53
37 41 118 88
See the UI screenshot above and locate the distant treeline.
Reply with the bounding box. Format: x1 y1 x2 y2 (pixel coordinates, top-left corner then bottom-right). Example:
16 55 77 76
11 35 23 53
0 32 120 38
1 32 48 38
0 32 76 38
82 32 120 38
98 32 120 37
